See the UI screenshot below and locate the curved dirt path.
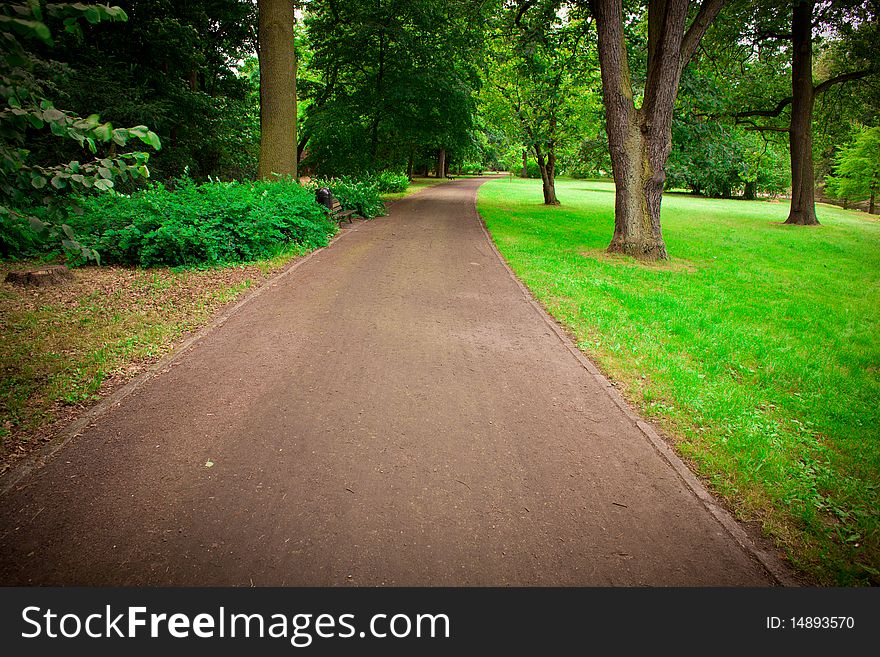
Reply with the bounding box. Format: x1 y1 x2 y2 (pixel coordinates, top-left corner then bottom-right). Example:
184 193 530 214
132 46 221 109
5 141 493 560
0 177 781 585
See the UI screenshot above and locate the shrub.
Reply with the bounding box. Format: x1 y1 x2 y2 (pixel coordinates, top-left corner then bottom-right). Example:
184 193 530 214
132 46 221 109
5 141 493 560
372 171 409 193
311 175 386 219
66 178 336 267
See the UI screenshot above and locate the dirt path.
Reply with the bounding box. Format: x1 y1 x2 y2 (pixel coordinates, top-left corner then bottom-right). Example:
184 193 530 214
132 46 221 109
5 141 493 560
0 178 783 585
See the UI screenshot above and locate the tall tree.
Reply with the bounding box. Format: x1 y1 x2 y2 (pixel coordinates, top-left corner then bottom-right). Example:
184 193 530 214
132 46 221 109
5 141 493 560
730 1 877 225
258 0 297 179
488 0 596 205
586 0 724 259
301 0 485 175
825 126 880 214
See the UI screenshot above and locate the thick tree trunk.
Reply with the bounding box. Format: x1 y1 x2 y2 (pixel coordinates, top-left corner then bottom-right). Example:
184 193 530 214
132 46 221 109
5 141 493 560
534 144 559 205
744 180 757 200
592 0 723 259
406 148 414 179
521 150 529 178
784 1 818 225
595 0 686 260
257 0 297 180
605 115 668 258
437 148 446 178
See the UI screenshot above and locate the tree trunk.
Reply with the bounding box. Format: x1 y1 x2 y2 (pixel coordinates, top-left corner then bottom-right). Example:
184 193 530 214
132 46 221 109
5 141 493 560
521 150 529 178
437 148 446 178
784 1 818 225
257 0 297 180
406 148 414 179
595 0 687 260
534 144 559 205
592 0 723 259
744 180 757 200
870 188 876 215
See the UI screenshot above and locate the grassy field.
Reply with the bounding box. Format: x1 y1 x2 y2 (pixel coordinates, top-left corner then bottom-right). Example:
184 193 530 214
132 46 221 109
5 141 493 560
478 177 880 585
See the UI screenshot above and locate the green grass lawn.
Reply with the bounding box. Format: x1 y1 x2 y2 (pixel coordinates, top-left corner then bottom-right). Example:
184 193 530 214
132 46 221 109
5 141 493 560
478 177 880 585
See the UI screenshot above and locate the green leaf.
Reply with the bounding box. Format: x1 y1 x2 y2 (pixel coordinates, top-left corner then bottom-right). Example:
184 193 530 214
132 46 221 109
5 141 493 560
30 173 46 189
27 215 48 234
8 96 21 109
85 137 96 154
73 114 100 131
146 131 162 150
97 167 112 179
61 224 76 240
42 108 65 122
50 175 67 189
93 122 113 141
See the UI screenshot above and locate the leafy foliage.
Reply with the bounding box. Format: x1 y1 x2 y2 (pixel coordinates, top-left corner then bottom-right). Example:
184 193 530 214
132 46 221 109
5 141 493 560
371 171 410 194
301 0 487 176
825 127 880 208
66 179 336 267
44 0 259 181
311 176 386 219
0 1 161 260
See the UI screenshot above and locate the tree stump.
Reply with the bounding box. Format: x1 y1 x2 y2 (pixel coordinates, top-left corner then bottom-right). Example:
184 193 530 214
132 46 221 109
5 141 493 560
4 265 74 287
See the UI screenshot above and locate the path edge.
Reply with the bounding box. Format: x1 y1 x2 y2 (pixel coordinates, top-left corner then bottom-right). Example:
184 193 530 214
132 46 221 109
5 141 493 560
0 227 360 498
472 178 801 588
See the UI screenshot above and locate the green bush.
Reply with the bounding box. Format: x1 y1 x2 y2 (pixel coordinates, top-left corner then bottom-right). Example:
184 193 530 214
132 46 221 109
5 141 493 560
66 178 336 267
372 171 409 193
312 175 386 219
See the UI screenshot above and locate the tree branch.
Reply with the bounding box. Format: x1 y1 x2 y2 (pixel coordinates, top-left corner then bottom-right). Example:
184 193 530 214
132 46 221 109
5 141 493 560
733 95 793 120
514 0 537 28
814 69 871 95
736 118 790 133
732 69 871 122
680 0 726 68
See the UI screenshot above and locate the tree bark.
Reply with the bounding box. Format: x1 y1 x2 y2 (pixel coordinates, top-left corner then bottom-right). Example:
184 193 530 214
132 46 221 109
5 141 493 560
592 0 723 259
784 1 818 225
870 188 876 215
406 147 414 179
744 180 757 200
521 150 529 178
534 144 559 205
257 0 297 180
437 148 446 178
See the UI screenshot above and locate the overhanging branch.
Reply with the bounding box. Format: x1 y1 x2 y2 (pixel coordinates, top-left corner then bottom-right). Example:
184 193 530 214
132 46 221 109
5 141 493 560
734 95 792 120
680 0 726 68
814 69 870 95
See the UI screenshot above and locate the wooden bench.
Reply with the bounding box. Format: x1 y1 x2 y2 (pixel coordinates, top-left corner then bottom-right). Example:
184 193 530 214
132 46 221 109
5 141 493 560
327 197 357 224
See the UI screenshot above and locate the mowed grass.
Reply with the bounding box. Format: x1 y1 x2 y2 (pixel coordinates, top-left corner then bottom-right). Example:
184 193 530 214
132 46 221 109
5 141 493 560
478 177 880 585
